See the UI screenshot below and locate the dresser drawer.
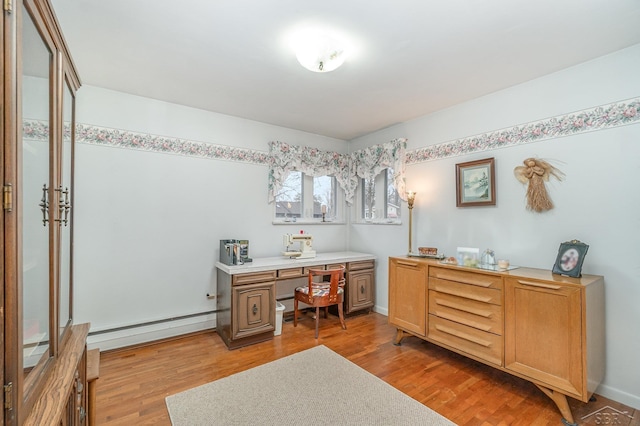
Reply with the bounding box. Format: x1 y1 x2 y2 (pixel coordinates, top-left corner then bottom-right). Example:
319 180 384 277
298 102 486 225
429 266 502 290
428 315 503 366
429 290 503 335
429 277 502 305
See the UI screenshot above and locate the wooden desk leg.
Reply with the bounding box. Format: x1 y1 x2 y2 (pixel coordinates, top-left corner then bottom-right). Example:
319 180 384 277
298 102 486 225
535 384 577 426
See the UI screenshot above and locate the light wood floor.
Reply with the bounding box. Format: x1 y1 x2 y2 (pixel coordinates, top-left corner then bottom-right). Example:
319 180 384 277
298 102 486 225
94 312 638 425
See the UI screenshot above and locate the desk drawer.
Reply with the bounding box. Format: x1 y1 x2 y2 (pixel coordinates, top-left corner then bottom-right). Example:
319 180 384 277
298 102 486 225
429 290 502 335
429 267 502 290
326 263 346 270
348 260 375 271
278 267 303 279
233 271 277 286
428 315 503 366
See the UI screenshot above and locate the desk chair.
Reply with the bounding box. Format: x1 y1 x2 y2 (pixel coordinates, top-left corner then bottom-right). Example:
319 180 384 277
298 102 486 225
294 267 347 338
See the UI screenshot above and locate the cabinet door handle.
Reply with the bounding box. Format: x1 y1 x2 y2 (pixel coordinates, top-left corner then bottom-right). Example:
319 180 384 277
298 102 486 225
360 285 365 294
39 184 49 225
252 304 258 315
397 260 419 267
517 280 562 290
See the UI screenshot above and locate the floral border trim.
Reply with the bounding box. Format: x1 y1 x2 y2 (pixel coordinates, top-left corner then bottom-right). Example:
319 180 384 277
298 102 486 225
74 123 270 164
406 97 640 164
23 96 639 166
24 121 271 164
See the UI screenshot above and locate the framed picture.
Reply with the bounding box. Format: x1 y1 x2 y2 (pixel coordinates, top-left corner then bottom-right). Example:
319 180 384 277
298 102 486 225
552 239 589 278
456 157 496 207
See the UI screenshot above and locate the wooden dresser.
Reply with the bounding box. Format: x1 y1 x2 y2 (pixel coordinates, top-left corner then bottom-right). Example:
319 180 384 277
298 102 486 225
388 256 604 425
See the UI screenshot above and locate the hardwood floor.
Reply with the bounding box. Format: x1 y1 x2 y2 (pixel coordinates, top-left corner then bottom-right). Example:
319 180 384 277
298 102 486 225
94 312 638 425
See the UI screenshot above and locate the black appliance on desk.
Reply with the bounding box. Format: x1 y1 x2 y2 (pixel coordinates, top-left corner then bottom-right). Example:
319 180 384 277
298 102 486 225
219 239 252 265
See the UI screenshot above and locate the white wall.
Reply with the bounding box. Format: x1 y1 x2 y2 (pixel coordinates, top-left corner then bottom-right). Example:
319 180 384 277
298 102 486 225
73 43 639 407
349 44 640 408
74 86 349 349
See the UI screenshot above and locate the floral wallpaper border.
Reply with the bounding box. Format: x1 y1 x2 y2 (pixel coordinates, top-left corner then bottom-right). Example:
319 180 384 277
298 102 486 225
406 97 640 164
23 96 640 167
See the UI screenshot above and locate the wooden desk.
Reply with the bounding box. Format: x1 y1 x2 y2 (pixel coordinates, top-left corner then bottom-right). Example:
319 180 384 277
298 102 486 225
216 252 376 349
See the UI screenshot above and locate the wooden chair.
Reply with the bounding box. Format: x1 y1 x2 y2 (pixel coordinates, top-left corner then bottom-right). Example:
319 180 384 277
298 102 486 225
294 267 347 338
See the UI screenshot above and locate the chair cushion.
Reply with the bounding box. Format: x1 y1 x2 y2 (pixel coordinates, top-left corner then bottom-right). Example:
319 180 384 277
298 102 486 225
295 285 344 298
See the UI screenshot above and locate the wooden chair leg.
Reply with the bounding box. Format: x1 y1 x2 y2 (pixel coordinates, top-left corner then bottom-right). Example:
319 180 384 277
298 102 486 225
338 302 346 330
293 298 298 327
323 306 328 318
315 307 320 339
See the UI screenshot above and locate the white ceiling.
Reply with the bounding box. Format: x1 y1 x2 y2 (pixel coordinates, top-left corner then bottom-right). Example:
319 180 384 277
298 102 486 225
50 0 640 141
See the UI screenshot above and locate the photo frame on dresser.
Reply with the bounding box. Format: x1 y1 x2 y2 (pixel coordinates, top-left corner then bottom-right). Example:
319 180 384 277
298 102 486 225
552 239 589 277
456 157 496 207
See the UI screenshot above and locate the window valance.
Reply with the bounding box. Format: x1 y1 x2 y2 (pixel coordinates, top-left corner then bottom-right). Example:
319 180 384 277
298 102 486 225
268 138 407 205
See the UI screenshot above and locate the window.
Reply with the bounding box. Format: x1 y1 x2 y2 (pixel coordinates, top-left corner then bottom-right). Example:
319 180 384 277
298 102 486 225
361 168 401 222
275 171 303 219
275 172 339 222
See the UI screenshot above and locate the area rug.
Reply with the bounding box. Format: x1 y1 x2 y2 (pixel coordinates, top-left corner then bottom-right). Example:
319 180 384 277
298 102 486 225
165 345 455 425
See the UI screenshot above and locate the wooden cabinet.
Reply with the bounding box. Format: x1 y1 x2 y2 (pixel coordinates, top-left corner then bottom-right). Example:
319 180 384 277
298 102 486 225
388 258 427 337
232 281 276 340
217 270 276 349
504 274 604 402
345 260 375 314
2 0 87 424
388 257 604 425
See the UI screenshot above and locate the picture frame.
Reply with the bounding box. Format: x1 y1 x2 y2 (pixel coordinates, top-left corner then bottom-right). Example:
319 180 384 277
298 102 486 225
552 239 589 278
456 157 496 207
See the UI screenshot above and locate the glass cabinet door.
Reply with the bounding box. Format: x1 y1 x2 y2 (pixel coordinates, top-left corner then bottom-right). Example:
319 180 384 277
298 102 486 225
21 0 53 401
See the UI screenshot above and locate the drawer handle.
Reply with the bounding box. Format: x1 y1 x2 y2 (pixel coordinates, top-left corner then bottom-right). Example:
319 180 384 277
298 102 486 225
517 280 562 290
435 287 493 303
435 324 492 347
437 312 493 331
433 272 494 287
360 285 365 294
252 304 258 315
435 298 493 318
397 260 419 267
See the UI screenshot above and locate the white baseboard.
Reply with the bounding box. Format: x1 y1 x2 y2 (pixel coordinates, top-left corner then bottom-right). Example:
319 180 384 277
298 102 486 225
595 383 640 411
373 305 388 316
86 314 216 352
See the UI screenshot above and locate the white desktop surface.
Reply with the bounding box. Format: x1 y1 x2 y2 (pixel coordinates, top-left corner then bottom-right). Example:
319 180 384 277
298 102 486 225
215 251 375 275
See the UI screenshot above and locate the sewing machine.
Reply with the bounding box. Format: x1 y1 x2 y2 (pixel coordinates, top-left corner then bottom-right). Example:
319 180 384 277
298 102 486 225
282 233 316 259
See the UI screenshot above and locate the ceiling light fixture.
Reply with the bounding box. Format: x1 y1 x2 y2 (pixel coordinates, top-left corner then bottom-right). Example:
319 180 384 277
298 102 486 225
295 33 346 73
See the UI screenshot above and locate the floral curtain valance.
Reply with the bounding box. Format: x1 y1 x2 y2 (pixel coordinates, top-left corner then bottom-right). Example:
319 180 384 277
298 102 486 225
350 138 408 201
267 138 407 205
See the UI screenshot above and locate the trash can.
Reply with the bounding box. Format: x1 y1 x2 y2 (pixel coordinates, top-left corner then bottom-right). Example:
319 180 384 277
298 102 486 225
274 302 285 336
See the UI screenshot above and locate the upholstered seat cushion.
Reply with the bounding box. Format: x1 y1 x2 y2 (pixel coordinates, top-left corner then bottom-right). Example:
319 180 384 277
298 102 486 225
295 284 344 298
